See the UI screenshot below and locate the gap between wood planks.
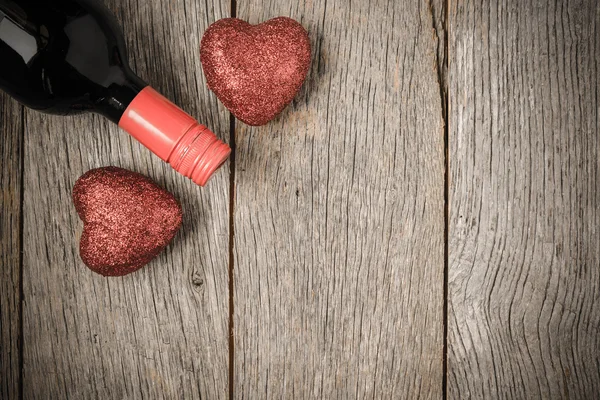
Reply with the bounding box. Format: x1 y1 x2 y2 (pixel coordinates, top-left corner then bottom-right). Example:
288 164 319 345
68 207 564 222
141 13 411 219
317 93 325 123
18 105 25 400
228 2 237 400
441 8 449 400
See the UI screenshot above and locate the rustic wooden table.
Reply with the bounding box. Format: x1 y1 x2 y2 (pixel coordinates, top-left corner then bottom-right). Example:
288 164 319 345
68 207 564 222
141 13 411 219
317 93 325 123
1 0 599 398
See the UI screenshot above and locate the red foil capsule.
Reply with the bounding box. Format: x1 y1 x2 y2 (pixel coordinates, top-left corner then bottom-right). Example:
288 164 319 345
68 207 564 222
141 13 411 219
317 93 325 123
120 87 231 186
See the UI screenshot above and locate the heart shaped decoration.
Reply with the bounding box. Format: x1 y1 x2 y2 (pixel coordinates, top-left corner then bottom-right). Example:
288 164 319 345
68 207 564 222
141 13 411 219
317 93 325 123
201 17 311 126
73 167 182 277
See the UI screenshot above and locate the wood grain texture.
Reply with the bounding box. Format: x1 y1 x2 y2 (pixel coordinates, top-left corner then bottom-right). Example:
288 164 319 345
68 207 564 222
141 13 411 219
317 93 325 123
0 94 22 400
21 1 231 398
233 0 445 398
448 0 600 398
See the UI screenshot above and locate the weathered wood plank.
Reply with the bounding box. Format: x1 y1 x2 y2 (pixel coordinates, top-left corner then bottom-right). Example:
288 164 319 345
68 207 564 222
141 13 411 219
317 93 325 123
448 0 600 398
0 94 22 400
233 0 445 398
21 1 231 398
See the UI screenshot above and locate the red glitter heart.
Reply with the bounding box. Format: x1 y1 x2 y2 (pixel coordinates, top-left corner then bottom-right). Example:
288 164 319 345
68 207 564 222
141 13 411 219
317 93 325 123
200 17 311 126
73 167 182 277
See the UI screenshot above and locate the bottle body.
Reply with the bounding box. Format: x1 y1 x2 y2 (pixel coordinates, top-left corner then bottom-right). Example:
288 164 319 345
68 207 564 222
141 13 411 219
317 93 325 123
0 0 230 186
0 0 145 121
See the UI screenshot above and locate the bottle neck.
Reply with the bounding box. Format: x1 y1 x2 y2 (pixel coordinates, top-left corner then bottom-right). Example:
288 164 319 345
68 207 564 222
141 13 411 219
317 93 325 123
95 68 147 124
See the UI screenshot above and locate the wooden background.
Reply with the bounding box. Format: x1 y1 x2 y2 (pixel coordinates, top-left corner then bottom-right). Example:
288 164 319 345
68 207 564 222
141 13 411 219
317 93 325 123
0 0 598 398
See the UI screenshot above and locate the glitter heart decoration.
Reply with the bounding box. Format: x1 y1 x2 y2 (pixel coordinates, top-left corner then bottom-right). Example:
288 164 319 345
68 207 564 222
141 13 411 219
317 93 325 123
200 17 311 126
73 167 182 277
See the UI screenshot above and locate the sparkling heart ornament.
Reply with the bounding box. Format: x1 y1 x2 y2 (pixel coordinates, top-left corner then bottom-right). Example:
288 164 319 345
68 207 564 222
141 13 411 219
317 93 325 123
200 17 311 126
73 167 182 277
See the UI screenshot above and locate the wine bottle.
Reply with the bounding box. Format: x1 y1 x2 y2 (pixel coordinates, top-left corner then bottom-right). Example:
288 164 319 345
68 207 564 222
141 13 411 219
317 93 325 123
0 0 230 186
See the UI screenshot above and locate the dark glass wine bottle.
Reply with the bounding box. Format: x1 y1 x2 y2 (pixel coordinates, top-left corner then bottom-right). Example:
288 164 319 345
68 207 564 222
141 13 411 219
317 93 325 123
0 0 230 186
